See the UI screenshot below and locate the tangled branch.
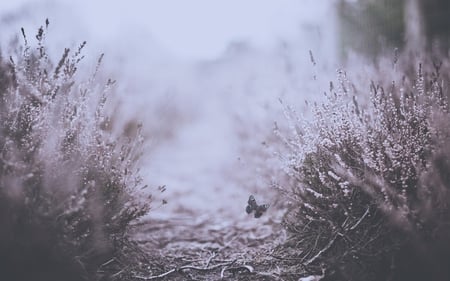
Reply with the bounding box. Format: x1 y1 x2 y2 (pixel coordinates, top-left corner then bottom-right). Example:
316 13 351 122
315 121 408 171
132 260 236 280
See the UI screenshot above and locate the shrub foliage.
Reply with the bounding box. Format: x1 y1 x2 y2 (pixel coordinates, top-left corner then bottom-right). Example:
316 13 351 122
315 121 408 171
277 57 450 280
0 21 149 281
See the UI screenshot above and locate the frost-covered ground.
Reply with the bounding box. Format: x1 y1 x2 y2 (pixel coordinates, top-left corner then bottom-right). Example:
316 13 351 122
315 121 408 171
0 0 338 221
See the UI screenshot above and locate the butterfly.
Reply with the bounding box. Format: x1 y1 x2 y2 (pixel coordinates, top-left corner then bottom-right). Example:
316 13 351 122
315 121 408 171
246 195 270 218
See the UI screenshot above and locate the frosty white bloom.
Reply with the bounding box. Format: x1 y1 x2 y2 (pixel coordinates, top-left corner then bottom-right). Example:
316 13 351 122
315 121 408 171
306 187 324 198
321 137 333 147
327 170 341 181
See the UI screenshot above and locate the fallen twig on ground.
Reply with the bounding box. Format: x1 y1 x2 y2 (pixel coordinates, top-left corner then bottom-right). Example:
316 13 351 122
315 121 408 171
205 252 216 268
255 271 286 281
220 264 253 279
133 260 236 280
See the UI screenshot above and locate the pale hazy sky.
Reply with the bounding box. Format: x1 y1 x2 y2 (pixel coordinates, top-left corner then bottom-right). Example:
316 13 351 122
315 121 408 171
0 0 332 61
0 0 338 215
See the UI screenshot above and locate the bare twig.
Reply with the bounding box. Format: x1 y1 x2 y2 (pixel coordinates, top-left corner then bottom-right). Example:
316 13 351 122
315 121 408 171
349 207 370 231
99 258 116 268
111 267 128 278
256 271 286 281
133 260 236 280
220 266 228 279
178 264 226 271
133 268 176 280
304 234 338 266
205 252 216 269
220 264 254 279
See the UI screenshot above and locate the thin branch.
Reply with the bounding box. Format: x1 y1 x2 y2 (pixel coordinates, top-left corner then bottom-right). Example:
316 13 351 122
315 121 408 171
304 234 338 266
349 207 370 231
133 268 176 280
204 252 216 269
111 267 128 279
99 258 116 268
180 263 232 271
220 264 254 278
220 263 253 279
133 260 236 280
220 266 228 279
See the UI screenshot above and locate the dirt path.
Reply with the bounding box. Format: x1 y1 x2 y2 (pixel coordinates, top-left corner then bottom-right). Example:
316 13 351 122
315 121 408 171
131 211 287 281
131 81 290 280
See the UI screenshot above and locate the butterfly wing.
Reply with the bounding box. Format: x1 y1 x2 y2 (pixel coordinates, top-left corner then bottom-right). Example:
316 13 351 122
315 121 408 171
254 204 270 218
246 205 253 214
246 195 258 214
248 195 258 208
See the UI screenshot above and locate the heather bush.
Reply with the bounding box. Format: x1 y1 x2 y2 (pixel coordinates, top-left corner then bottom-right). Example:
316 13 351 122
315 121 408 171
276 54 450 280
0 21 150 280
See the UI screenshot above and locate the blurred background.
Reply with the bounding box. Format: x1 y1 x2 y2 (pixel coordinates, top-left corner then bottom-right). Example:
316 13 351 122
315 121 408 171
1 0 448 219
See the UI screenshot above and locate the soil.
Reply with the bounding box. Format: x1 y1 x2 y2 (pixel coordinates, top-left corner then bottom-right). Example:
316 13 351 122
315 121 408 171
131 211 288 281
125 101 299 280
